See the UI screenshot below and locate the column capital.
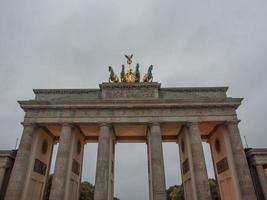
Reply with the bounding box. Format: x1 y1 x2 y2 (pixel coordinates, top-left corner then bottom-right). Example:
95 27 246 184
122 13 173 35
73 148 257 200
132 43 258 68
61 122 76 128
148 122 160 127
21 122 38 128
225 120 240 125
61 123 83 134
186 121 199 127
99 123 112 128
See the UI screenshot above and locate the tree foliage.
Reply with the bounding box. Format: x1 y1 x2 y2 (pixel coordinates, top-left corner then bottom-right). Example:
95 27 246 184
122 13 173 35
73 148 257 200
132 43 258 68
166 178 219 200
166 185 184 200
44 174 119 200
80 181 94 200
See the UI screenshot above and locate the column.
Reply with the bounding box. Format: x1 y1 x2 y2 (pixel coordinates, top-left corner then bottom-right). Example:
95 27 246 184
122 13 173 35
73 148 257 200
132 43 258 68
178 122 211 200
0 167 6 192
5 124 36 200
0 152 16 200
147 123 167 200
94 123 115 200
49 124 84 200
256 165 267 199
225 121 257 200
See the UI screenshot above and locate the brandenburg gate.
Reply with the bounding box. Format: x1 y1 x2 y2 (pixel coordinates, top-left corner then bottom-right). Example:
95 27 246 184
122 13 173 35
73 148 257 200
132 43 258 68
4 56 257 200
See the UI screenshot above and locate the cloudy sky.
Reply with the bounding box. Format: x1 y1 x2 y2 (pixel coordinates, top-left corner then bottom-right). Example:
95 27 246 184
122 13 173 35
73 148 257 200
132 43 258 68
1 0 267 199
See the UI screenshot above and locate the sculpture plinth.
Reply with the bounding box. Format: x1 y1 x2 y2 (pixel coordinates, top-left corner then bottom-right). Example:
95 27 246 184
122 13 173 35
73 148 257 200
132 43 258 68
100 82 161 100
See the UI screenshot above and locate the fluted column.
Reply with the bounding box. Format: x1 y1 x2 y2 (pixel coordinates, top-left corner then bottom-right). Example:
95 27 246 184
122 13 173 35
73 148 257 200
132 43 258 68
0 167 6 193
147 123 166 200
49 124 84 200
225 121 257 200
5 124 36 200
94 123 115 200
178 122 211 200
188 122 211 199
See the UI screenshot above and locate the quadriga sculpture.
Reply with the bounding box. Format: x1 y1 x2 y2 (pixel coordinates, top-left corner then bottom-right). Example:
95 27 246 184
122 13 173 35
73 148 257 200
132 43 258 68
143 65 153 82
108 66 119 83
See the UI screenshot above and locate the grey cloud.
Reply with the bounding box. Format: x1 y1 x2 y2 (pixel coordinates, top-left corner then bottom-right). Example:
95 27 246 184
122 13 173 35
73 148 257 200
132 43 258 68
1 0 267 199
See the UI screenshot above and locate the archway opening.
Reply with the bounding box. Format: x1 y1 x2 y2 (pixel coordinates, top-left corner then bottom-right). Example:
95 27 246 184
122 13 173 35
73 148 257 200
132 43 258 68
82 143 98 184
162 142 182 196
114 143 149 200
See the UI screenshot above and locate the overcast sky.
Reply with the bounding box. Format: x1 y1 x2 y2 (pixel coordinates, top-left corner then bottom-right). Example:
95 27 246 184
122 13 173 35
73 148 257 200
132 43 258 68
1 0 267 199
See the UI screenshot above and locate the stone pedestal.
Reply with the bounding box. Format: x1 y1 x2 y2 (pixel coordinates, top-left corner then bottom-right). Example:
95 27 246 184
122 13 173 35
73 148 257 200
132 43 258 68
178 123 211 200
226 121 257 200
49 124 84 200
94 123 115 200
147 123 167 200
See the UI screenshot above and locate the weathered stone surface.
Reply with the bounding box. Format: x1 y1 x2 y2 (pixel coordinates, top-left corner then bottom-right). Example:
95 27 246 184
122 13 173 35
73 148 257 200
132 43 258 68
0 150 16 199
49 124 84 200
5 125 36 200
32 83 229 101
19 83 242 126
179 123 212 200
147 123 167 200
209 125 242 199
34 89 100 101
3 82 258 200
94 124 115 200
188 123 211 200
256 165 267 199
226 121 257 200
100 82 161 100
160 87 228 100
246 148 267 199
6 127 53 200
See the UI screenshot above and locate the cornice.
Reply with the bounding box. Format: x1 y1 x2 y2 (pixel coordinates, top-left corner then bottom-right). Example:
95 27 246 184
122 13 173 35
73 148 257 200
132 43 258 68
18 100 242 110
161 87 228 92
18 97 242 105
246 148 267 158
33 86 229 94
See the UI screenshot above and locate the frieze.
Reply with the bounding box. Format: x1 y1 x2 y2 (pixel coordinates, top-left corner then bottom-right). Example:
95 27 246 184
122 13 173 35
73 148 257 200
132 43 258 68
25 107 236 119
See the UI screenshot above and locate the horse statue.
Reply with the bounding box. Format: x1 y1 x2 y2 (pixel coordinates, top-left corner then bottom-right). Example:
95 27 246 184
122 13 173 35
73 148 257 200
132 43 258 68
108 66 119 83
143 65 153 82
120 65 126 82
135 64 140 82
